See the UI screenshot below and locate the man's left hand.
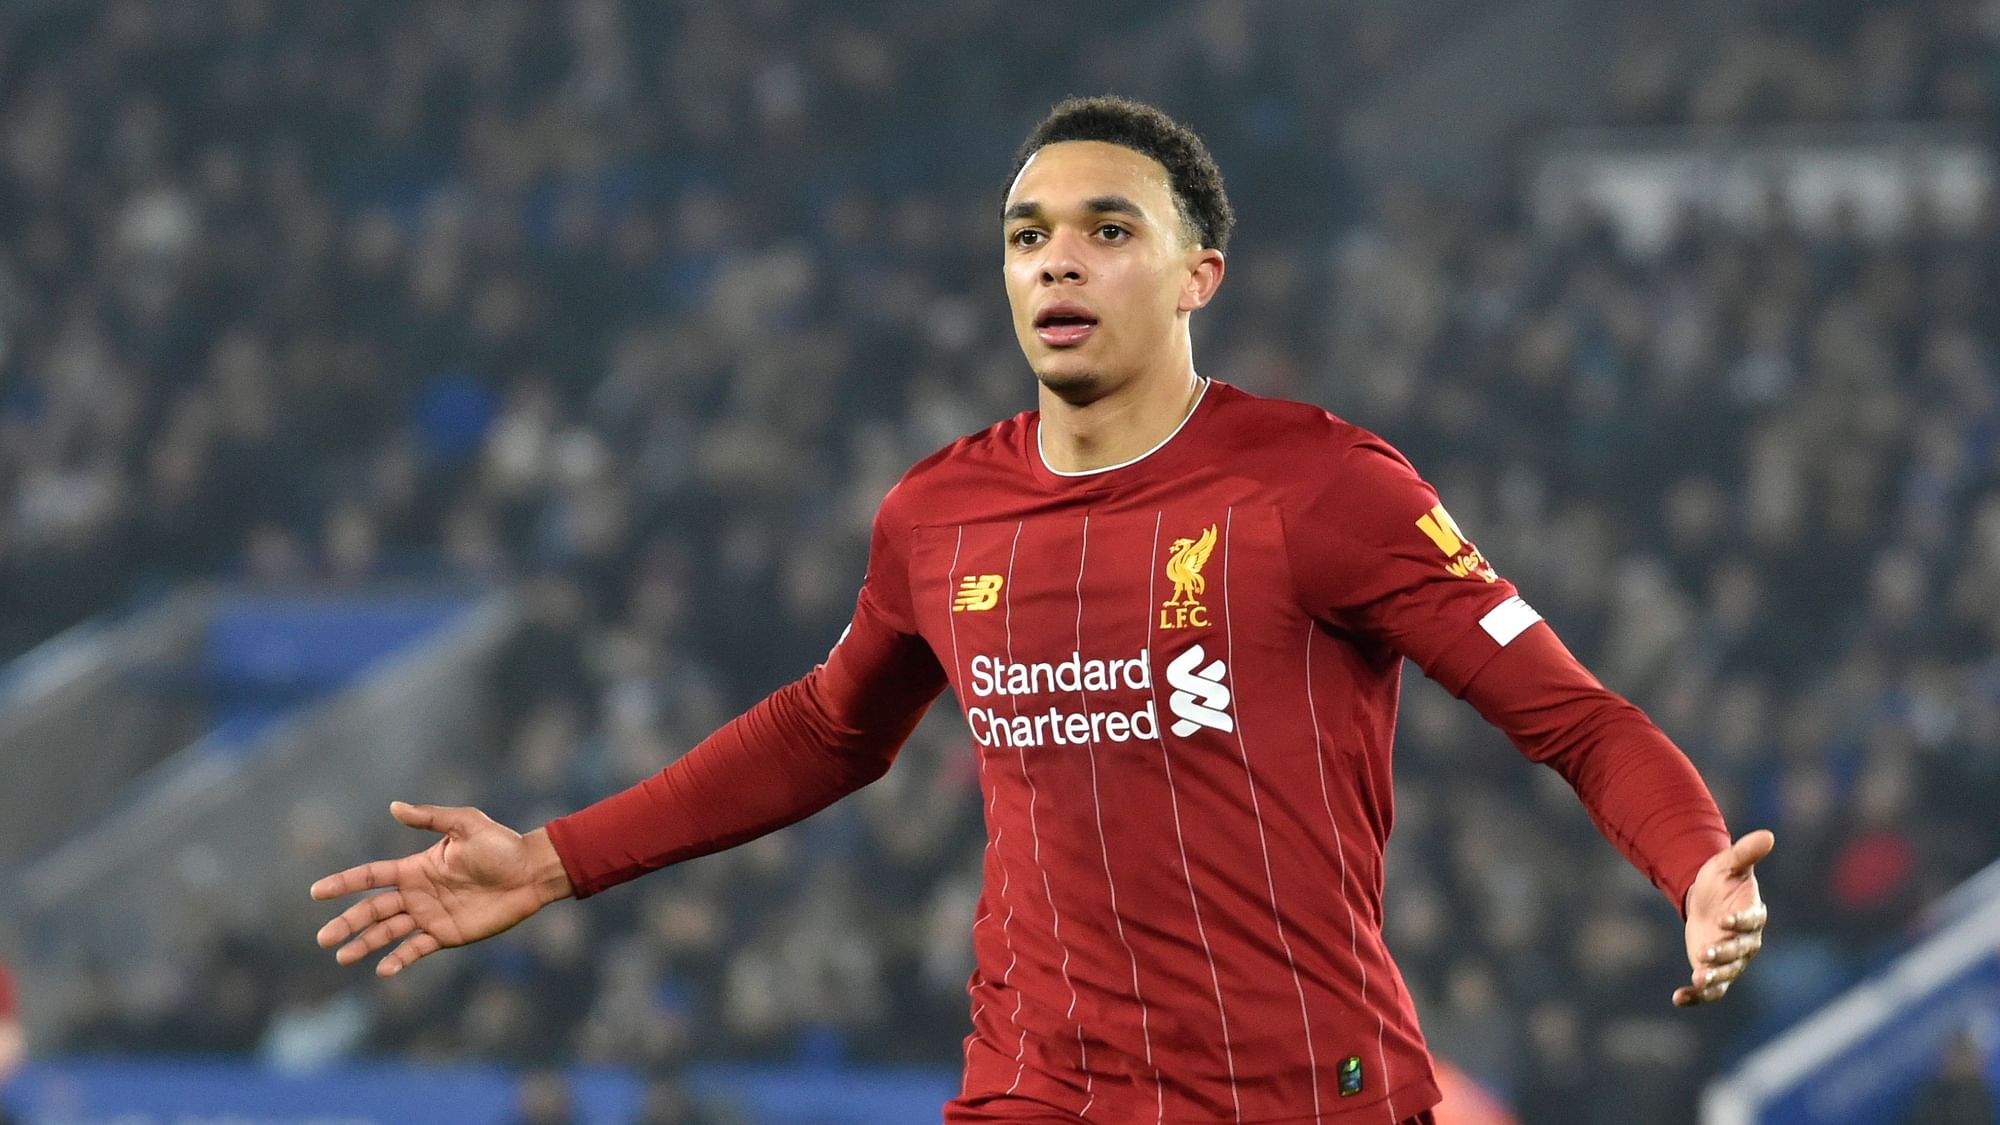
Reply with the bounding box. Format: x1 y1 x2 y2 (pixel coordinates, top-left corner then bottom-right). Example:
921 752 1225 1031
1675 829 1774 1007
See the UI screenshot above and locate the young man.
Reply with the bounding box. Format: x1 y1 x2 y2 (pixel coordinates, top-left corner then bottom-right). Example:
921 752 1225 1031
315 97 1772 1124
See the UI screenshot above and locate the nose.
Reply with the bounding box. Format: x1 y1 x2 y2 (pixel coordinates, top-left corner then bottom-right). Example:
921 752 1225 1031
1038 230 1087 286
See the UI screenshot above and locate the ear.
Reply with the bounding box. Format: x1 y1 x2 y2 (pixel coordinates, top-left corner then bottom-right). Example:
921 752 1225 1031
1178 247 1225 313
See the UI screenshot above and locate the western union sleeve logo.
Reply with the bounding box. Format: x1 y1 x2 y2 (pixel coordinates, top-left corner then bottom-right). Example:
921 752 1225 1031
953 574 1004 612
1415 503 1498 583
1160 523 1218 630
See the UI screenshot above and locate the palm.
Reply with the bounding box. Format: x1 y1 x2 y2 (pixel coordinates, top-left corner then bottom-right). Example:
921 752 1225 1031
396 832 535 947
1686 863 1757 944
313 801 568 976
1674 829 1774 1007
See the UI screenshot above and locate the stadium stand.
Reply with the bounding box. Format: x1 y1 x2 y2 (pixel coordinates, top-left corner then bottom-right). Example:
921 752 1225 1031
0 1 1995 1122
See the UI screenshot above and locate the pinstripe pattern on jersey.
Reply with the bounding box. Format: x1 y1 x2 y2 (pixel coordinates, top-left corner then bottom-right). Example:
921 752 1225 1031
1071 514 1165 1121
1219 508 1324 1116
1144 509 1242 1122
998 520 1091 1106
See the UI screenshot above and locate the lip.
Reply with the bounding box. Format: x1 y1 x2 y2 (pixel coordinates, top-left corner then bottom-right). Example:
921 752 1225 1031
1036 322 1097 347
1034 301 1099 348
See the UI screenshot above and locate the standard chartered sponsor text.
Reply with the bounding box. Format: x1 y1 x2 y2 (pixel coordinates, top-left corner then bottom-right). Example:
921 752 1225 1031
965 650 1160 748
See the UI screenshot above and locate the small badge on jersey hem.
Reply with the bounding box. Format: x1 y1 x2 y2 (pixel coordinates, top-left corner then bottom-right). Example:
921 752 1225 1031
1338 1054 1364 1097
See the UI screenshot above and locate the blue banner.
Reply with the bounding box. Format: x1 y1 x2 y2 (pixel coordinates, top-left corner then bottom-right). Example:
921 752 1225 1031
1 1058 960 1124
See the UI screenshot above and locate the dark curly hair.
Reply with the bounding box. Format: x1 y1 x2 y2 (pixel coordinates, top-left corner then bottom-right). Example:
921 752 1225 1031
1010 95 1235 254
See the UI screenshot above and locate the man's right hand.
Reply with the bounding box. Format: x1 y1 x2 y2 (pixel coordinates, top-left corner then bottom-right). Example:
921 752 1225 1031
312 801 573 977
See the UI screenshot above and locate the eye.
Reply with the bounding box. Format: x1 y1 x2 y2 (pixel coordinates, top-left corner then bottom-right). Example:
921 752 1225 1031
1010 228 1045 248
1097 223 1129 241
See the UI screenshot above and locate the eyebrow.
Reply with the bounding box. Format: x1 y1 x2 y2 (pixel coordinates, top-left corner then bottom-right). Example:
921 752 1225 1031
1002 195 1149 224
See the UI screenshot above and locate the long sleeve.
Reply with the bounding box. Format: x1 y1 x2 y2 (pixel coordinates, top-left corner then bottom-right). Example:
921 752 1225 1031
1460 622 1731 915
543 487 948 897
1283 432 1730 914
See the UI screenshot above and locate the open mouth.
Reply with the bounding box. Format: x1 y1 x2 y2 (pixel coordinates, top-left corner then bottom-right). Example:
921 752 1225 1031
1034 304 1099 347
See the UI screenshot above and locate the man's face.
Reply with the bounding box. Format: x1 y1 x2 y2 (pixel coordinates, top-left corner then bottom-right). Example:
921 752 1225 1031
1002 141 1220 402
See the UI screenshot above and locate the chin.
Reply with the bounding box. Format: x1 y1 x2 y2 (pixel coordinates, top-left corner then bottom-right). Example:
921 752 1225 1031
1033 366 1108 404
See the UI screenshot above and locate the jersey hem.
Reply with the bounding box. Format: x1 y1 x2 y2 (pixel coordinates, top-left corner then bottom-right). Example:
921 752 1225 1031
949 1075 1443 1124
1234 1075 1442 1123
539 814 599 899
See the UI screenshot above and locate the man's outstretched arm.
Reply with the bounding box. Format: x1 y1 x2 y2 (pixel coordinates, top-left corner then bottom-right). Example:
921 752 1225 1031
314 622 946 975
1460 622 1771 1007
543 622 946 895
315 491 947 975
1290 438 1773 1008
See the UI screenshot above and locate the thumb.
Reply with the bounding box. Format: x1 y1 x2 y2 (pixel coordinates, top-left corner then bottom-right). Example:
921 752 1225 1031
1723 828 1776 874
390 801 473 836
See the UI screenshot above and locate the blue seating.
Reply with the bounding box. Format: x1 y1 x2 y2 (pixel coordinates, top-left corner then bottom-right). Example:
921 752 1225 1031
199 596 470 745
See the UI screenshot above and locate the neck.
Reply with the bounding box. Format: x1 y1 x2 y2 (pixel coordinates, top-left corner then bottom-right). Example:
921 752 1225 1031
1038 360 1205 474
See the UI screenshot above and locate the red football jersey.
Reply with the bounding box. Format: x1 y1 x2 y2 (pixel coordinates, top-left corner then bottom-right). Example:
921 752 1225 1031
548 379 1728 1123
873 378 1500 1122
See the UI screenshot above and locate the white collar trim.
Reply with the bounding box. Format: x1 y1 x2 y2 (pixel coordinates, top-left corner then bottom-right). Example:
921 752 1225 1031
1037 377 1210 478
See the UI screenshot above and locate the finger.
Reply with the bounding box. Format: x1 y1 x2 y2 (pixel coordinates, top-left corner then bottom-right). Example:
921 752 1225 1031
391 800 476 836
1721 902 1769 932
377 930 444 977
1703 934 1764 964
1726 829 1776 874
317 890 405 948
1695 958 1752 990
311 859 405 902
337 913 418 966
1673 979 1732 1006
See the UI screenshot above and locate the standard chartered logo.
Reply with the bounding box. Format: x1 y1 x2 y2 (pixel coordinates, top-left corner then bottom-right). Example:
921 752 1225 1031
965 650 1158 749
1165 643 1233 737
960 644 1233 748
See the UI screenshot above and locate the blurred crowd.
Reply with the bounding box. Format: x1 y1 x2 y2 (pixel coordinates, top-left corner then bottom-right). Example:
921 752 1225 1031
1606 0 1999 128
2 2 1997 1123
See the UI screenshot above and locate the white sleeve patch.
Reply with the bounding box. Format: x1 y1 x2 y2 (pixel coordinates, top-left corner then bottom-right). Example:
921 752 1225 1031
1479 595 1542 646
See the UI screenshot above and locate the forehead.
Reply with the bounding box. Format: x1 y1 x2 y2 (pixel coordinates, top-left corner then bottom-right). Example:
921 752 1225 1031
1005 140 1176 218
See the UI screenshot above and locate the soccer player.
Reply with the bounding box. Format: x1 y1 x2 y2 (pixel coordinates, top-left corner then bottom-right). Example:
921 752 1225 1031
314 97 1772 1123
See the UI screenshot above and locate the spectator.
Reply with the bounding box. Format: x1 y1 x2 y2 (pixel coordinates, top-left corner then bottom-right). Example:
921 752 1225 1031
0 957 20 1125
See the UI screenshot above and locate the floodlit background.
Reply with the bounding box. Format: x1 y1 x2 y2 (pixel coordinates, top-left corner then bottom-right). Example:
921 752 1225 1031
1 1 1998 1123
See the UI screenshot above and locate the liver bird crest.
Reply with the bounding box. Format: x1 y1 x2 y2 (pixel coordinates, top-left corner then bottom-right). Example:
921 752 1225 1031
1164 524 1218 607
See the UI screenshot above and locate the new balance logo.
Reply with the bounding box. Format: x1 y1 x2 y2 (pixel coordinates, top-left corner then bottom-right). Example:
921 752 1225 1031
953 574 1004 612
1166 643 1233 737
